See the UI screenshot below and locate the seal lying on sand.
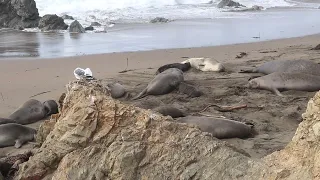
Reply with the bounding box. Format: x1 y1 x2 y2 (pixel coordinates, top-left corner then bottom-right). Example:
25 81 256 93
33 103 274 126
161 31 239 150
155 62 191 74
132 68 184 100
7 99 58 125
107 82 126 99
182 57 225 72
153 106 186 118
0 123 36 148
240 59 320 75
175 116 254 139
246 72 320 96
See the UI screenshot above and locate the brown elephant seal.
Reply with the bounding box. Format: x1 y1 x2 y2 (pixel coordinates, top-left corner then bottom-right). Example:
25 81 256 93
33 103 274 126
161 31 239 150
0 123 36 148
8 99 58 125
246 72 320 96
178 81 203 97
155 62 191 74
153 106 186 118
132 68 184 100
175 116 254 139
240 59 320 75
107 82 126 99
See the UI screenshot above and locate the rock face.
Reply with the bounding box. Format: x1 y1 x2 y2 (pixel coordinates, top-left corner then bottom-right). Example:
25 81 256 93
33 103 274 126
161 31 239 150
217 0 245 8
14 79 320 179
61 14 74 20
38 14 68 31
150 17 170 23
0 0 40 29
85 26 94 31
69 20 85 33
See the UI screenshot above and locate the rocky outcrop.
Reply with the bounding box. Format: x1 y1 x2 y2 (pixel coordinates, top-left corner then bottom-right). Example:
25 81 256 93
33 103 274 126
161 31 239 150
225 5 263 12
0 0 40 29
61 14 74 20
69 20 85 33
90 22 101 26
217 0 245 8
38 14 68 31
85 26 94 31
150 17 170 23
13 79 320 179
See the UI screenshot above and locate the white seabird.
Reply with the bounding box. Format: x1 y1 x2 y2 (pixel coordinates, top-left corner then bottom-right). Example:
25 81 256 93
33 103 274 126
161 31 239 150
73 67 94 80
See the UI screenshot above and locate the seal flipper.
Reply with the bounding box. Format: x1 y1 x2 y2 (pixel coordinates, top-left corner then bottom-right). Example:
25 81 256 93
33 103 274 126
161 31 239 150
131 88 148 100
271 87 284 96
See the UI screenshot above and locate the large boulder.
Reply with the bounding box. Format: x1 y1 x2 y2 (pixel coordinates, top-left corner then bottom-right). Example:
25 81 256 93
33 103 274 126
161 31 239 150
150 17 170 23
38 14 68 31
0 0 40 29
217 0 245 8
69 20 85 33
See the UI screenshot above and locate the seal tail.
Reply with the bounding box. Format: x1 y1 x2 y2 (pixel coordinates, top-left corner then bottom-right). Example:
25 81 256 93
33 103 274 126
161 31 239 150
131 88 148 100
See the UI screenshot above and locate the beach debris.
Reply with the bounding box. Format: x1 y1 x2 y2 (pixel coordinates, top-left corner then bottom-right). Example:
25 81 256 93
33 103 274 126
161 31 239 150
311 44 320 50
73 67 94 80
29 90 52 98
150 17 170 23
69 20 85 33
236 52 248 58
259 50 278 53
197 103 247 113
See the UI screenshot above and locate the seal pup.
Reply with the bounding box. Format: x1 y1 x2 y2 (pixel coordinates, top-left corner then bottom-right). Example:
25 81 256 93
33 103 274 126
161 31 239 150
182 57 225 72
155 62 191 74
132 68 184 100
246 72 320 96
178 81 203 97
8 99 57 125
240 59 320 76
107 82 126 99
153 106 186 118
175 116 254 139
0 123 37 148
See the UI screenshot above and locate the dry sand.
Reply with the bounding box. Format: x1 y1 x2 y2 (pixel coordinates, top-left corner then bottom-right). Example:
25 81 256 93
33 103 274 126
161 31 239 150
1 34 320 159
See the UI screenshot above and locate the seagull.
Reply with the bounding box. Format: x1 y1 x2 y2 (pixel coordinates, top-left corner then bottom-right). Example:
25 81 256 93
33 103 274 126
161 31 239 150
73 67 94 80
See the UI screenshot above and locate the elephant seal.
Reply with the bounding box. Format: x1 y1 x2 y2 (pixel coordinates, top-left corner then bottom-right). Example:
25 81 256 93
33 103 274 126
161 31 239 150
132 68 184 100
178 81 203 97
153 106 186 118
8 99 57 125
175 116 254 139
0 118 15 125
182 57 225 72
0 123 36 148
155 62 191 74
240 59 320 75
107 82 126 99
246 72 320 96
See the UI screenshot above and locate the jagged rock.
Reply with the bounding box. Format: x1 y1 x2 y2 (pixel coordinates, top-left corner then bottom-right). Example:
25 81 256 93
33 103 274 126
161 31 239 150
14 79 320 179
69 20 85 33
226 5 263 12
61 15 74 20
90 22 101 26
312 44 320 50
85 26 94 31
217 0 245 8
150 17 170 23
0 0 40 29
38 14 68 31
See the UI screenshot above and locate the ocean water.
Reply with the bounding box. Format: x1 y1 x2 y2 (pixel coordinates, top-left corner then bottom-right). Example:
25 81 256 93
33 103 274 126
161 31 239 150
34 0 298 27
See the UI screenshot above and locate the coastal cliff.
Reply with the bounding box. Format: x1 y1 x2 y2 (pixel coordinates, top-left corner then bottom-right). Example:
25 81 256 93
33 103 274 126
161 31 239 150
14 80 320 179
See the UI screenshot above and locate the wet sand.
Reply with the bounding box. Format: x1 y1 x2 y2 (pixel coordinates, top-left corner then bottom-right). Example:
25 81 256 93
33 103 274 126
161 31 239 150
1 34 320 158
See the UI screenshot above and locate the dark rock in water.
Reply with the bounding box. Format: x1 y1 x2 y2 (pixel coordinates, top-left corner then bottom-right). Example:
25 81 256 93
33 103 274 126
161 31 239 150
227 5 263 12
150 17 170 23
0 0 40 29
61 14 74 20
85 26 94 31
69 20 85 33
38 14 68 31
217 0 245 8
90 22 101 26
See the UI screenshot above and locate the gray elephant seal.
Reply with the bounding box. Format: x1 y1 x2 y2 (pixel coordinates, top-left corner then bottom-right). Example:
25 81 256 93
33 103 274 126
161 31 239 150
175 116 254 139
178 81 203 97
0 118 15 125
156 62 191 74
0 123 36 148
132 68 184 100
240 59 320 75
107 82 126 99
153 106 186 118
8 99 57 125
246 72 320 96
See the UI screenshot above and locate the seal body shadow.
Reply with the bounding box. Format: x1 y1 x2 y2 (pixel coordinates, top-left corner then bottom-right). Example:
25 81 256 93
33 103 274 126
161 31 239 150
0 123 36 148
132 68 184 100
247 72 320 96
175 116 254 139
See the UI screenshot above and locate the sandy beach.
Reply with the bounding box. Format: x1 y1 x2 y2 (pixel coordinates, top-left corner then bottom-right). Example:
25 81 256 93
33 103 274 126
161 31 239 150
1 33 320 159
